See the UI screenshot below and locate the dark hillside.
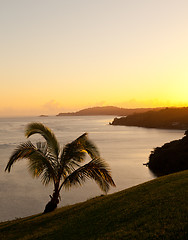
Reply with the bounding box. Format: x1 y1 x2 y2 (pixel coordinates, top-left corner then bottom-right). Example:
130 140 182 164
57 106 158 116
146 130 188 176
111 107 188 129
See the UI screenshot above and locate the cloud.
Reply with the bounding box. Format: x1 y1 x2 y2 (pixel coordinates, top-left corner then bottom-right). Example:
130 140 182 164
41 100 70 115
43 100 63 111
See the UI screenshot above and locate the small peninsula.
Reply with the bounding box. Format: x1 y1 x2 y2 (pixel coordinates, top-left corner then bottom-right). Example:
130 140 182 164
57 106 158 116
111 107 188 129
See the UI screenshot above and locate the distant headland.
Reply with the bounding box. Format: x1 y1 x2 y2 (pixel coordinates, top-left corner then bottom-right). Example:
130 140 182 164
111 107 188 130
56 106 160 116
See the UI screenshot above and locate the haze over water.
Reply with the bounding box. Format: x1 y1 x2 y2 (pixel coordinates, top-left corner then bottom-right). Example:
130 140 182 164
0 116 184 222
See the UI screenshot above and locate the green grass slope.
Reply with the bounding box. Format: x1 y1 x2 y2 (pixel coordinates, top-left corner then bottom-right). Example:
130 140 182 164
1 170 187 240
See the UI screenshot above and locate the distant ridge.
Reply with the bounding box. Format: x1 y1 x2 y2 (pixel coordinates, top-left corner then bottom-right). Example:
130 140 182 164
57 106 159 116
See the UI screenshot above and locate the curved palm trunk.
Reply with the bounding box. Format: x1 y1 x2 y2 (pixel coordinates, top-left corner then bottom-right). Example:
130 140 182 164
43 183 60 213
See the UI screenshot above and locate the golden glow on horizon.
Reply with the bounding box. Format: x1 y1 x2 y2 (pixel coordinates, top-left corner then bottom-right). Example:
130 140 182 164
0 1 188 116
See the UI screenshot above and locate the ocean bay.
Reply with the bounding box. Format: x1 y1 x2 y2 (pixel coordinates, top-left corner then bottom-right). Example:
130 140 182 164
0 116 184 222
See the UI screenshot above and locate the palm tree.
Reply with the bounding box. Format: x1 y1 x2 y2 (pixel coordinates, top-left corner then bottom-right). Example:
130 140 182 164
5 122 115 213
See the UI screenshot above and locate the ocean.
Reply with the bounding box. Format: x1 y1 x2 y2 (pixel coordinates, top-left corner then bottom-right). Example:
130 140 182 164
0 116 184 222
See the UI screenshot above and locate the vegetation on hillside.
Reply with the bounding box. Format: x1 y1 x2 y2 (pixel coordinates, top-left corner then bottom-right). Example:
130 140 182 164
0 170 187 240
5 123 115 213
146 130 188 177
111 107 188 129
57 106 159 116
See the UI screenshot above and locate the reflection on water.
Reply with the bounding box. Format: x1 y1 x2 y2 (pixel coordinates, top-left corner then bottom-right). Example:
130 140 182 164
0 116 184 221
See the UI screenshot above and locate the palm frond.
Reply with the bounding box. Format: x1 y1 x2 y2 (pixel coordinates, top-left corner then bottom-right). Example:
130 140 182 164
5 141 56 185
58 159 81 182
36 142 48 155
61 157 116 193
61 142 86 164
59 133 100 182
61 133 99 165
5 141 36 172
25 122 60 159
77 133 100 159
27 151 56 185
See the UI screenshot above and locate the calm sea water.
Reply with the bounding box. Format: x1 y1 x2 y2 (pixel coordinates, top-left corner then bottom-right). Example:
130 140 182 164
0 116 184 222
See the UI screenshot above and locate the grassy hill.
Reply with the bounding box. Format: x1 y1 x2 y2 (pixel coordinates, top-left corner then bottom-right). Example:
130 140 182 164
0 170 187 240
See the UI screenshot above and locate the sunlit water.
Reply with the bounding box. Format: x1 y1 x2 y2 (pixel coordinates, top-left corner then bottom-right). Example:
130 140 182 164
0 116 184 222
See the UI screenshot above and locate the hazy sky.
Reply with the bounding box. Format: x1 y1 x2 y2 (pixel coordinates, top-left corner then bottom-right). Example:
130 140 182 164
1 0 188 116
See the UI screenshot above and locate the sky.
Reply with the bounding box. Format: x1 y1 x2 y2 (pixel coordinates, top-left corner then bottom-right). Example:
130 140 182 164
1 0 188 116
